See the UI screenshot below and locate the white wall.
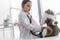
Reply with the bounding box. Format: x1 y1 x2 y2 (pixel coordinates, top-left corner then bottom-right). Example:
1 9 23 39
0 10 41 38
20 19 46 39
41 0 60 14
0 0 14 38
0 0 10 24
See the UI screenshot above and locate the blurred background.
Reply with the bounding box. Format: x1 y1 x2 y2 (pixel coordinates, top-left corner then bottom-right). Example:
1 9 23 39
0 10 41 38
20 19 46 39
0 0 60 40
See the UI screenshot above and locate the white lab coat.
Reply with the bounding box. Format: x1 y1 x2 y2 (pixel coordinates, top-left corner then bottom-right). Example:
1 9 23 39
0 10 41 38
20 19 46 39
18 10 41 39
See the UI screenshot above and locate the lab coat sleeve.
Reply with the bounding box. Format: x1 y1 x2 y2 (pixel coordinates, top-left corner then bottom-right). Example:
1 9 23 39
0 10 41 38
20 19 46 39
19 13 41 32
31 19 42 32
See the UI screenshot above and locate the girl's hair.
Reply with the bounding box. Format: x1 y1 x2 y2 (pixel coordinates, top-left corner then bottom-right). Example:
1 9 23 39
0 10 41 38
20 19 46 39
22 0 31 8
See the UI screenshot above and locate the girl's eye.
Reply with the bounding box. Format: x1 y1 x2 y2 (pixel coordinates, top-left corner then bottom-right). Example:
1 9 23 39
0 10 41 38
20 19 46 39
27 5 30 7
27 5 31 7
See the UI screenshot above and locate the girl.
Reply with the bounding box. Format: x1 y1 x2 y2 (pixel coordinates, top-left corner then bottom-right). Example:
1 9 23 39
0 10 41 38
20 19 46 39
18 0 41 39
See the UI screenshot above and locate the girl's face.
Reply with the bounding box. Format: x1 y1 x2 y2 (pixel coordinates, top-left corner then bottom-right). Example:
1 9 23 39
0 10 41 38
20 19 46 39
23 2 32 12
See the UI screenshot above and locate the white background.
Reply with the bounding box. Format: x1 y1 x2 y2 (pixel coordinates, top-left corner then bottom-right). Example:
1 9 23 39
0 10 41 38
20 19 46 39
0 0 60 40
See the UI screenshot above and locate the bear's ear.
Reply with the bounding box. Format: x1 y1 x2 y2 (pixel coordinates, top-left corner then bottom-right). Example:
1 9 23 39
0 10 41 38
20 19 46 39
45 9 54 15
50 10 54 15
45 9 51 14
